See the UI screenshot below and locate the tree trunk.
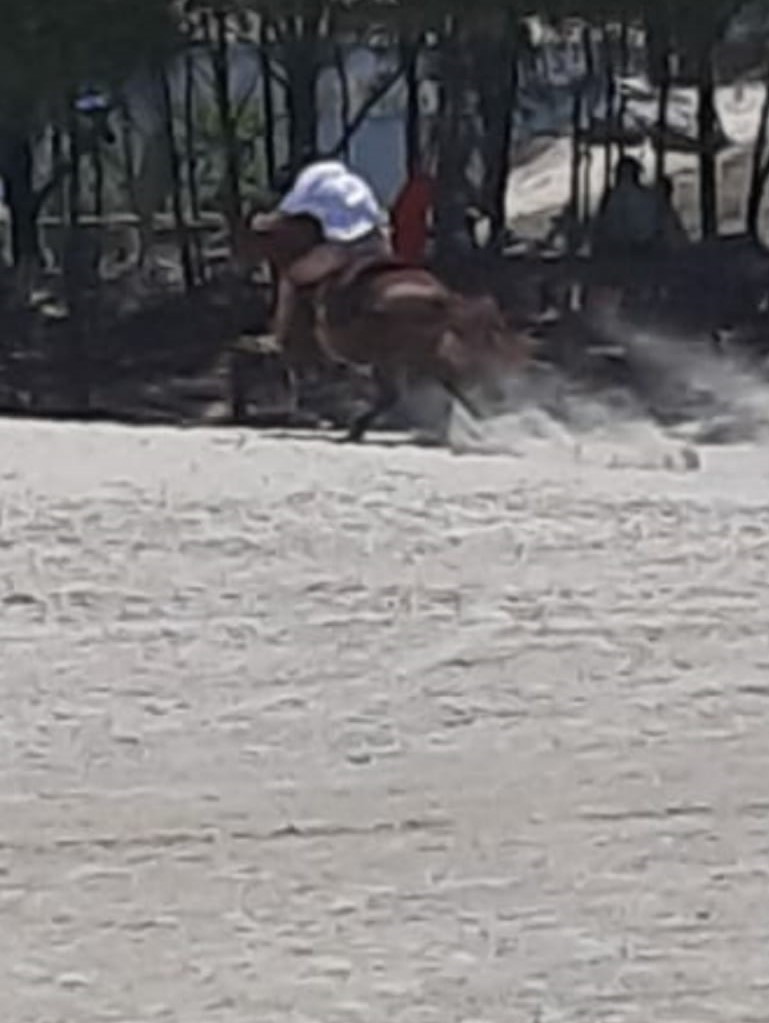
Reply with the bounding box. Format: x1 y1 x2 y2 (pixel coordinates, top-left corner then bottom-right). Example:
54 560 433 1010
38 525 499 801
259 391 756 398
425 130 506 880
0 130 39 270
617 19 630 157
697 51 718 237
50 127 66 219
655 44 671 183
433 17 466 256
747 66 769 238
474 17 519 245
401 35 421 171
259 18 277 189
91 136 104 219
581 26 595 227
646 14 665 87
281 4 323 174
568 87 583 253
603 26 615 196
67 109 81 229
64 105 91 410
158 67 195 291
184 46 201 223
491 40 518 244
211 9 242 232
581 130 593 228
333 43 351 160
183 45 204 280
285 49 319 173
118 97 139 217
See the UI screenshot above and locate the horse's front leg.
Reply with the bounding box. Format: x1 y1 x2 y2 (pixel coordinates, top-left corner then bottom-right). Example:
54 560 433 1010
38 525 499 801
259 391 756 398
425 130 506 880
435 372 483 421
284 365 301 412
344 368 399 443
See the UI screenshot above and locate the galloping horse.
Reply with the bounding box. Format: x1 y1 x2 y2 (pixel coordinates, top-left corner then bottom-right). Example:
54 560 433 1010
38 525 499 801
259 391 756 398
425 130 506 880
233 212 528 441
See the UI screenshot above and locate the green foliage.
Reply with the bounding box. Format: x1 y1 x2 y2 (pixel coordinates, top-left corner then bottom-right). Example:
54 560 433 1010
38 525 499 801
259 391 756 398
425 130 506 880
0 0 765 232
0 0 756 130
191 95 268 198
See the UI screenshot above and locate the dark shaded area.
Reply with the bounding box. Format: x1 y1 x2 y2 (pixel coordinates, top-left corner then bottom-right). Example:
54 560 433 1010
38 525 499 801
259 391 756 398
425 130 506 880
0 230 768 437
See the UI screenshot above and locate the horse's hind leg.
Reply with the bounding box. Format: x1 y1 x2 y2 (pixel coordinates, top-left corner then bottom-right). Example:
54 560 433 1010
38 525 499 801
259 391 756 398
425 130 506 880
285 365 300 412
436 374 482 421
344 370 399 443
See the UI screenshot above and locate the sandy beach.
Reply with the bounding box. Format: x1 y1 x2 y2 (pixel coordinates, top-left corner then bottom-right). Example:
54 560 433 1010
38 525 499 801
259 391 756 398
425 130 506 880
1 395 769 1021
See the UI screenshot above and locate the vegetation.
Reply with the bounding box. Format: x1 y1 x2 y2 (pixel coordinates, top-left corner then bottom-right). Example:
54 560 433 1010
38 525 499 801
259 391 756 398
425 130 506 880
0 0 769 415
0 0 766 267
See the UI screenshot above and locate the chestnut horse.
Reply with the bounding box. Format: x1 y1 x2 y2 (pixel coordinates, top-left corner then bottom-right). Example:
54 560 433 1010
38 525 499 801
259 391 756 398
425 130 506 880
233 213 528 441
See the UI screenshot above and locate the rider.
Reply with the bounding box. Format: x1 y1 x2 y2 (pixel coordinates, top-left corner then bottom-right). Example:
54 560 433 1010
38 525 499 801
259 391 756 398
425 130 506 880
269 160 391 349
591 156 659 260
277 158 391 259
246 159 391 401
588 157 687 318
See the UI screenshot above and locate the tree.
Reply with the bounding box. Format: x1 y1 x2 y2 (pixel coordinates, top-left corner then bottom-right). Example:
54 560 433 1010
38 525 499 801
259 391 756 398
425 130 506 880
662 0 748 236
185 1 250 229
0 0 177 273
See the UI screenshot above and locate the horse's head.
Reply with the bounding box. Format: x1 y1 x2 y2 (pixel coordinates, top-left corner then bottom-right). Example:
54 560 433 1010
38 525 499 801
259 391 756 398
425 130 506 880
231 212 323 276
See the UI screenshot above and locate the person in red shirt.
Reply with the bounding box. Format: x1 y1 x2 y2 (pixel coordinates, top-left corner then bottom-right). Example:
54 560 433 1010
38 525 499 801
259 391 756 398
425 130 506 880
391 162 435 264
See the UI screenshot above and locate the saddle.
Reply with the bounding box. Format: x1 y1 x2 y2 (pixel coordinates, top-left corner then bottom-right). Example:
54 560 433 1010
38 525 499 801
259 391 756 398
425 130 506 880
286 245 437 329
287 244 410 291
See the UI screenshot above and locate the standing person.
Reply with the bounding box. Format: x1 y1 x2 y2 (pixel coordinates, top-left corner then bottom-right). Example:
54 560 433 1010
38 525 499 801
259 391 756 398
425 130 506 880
391 162 435 264
587 156 661 319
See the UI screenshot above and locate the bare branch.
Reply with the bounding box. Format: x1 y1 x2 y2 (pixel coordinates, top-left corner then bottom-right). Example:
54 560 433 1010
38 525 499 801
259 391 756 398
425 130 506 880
323 63 404 159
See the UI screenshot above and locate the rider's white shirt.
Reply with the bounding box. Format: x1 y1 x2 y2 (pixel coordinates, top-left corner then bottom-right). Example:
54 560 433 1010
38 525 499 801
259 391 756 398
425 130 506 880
278 160 387 242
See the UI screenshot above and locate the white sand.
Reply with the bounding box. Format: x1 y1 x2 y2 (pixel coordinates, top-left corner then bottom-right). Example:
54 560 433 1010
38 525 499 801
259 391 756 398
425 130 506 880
2 412 769 1022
